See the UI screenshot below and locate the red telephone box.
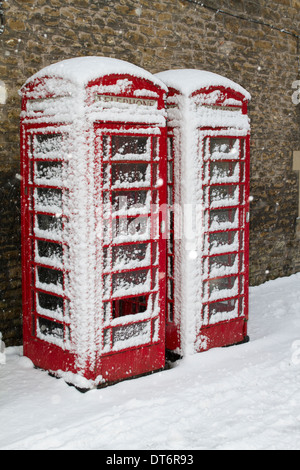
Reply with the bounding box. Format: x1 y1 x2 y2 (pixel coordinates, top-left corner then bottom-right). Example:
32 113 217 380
156 69 251 356
20 57 168 388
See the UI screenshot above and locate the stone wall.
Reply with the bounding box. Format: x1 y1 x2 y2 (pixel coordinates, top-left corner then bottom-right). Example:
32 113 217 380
0 0 299 345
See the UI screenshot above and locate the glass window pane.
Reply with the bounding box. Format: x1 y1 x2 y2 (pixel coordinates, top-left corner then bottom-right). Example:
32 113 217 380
167 137 174 161
111 163 150 188
210 161 239 182
209 208 238 230
36 266 63 291
168 302 174 322
103 274 111 298
168 278 174 300
36 214 63 238
112 295 148 318
35 188 63 212
37 317 64 340
102 135 110 160
112 190 150 214
209 253 238 277
210 138 239 159
112 216 150 241
112 243 150 270
210 253 237 268
102 163 110 187
168 255 174 277
35 161 63 184
111 136 150 160
167 162 173 183
37 291 64 316
209 298 237 318
208 276 238 300
153 136 159 161
112 321 150 348
168 186 173 205
34 134 63 158
209 231 239 253
210 185 239 207
112 269 150 297
36 240 63 265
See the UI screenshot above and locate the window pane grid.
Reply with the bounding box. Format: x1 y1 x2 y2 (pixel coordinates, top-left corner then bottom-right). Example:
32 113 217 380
99 132 162 352
27 132 70 348
202 136 247 325
166 135 175 322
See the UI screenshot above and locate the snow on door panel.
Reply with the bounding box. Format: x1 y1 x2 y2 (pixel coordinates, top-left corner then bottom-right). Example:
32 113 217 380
97 128 165 354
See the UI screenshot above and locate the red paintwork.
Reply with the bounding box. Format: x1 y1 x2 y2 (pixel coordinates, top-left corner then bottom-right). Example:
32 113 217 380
165 85 250 355
20 72 167 386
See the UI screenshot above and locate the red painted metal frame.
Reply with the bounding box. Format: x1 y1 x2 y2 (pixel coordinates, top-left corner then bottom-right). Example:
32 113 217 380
198 131 250 351
166 130 180 351
85 74 166 111
93 123 167 382
21 73 167 384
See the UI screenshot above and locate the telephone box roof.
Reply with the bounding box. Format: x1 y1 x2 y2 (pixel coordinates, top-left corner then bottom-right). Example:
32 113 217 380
156 69 251 101
22 56 168 91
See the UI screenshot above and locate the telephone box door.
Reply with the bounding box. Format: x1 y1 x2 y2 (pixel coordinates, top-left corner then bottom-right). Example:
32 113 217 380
94 124 167 381
199 131 250 350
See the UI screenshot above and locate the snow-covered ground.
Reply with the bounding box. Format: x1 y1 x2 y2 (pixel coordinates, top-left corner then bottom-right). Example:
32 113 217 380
1 273 300 450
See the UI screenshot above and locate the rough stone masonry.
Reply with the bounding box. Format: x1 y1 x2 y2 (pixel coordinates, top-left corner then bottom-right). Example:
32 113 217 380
0 0 299 345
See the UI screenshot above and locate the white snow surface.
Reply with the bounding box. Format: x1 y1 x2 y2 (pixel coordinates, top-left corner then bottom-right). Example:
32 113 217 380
156 69 251 100
1 273 300 450
23 56 168 91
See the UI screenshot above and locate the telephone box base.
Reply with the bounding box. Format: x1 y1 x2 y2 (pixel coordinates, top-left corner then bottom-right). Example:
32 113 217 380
24 339 165 390
197 319 249 353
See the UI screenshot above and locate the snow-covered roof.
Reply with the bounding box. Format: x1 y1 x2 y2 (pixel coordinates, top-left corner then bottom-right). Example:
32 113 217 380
156 69 251 100
23 56 168 91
